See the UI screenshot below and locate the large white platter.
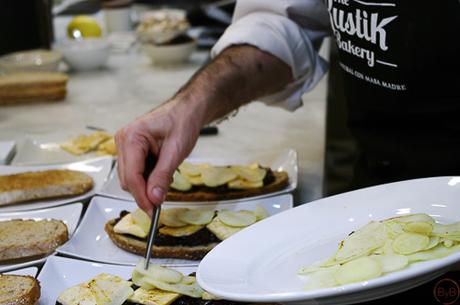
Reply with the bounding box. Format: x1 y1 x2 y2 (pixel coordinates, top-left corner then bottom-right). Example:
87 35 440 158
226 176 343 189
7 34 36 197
198 177 460 305
38 256 197 305
0 203 82 272
58 194 293 266
0 156 113 212
98 149 298 203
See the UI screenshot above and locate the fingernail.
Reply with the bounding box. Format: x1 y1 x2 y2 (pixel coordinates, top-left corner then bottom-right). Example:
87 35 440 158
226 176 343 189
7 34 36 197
152 187 165 201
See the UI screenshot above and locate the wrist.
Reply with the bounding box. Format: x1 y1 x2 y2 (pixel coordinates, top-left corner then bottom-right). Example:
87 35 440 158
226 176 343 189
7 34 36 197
167 91 208 135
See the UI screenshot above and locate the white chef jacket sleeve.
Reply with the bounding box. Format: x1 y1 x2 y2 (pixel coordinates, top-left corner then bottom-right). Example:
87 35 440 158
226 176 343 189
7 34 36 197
211 0 330 111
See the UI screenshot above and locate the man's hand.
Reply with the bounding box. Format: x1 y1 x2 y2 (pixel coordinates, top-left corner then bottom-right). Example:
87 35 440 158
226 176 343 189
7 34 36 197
115 100 202 216
116 45 293 214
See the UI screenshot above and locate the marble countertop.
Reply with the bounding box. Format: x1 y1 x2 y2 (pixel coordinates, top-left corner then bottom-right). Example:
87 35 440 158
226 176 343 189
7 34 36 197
0 42 329 205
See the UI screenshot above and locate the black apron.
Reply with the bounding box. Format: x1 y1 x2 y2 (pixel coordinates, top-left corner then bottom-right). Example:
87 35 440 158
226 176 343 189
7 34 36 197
325 2 460 303
326 0 460 189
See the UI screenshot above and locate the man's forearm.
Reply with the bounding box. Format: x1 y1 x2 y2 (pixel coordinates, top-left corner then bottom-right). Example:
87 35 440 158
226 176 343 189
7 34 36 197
173 45 293 125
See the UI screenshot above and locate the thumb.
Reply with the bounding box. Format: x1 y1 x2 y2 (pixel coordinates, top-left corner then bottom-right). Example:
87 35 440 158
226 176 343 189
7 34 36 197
146 143 181 206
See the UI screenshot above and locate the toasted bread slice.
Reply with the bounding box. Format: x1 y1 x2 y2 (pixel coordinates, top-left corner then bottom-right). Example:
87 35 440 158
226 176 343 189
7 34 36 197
105 220 217 260
0 219 69 263
0 169 93 206
166 171 289 201
0 275 40 305
0 72 68 104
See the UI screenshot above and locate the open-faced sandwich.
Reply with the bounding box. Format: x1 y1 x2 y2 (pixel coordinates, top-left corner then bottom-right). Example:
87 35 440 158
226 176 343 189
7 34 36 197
0 274 40 305
106 206 268 260
0 169 93 206
166 162 289 201
57 260 253 305
0 219 69 263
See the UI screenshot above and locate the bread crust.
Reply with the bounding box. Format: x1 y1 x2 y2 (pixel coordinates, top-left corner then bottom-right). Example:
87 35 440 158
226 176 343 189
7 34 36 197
0 219 69 263
166 171 289 202
0 169 93 206
105 220 218 260
0 275 41 305
0 72 68 105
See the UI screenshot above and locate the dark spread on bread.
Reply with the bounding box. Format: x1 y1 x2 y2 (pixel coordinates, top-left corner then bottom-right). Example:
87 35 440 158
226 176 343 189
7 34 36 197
115 211 221 246
173 168 276 194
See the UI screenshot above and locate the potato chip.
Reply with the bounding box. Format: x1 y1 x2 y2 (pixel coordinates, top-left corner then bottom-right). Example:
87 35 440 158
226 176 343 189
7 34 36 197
201 167 237 187
425 236 441 250
408 244 460 262
170 171 192 192
432 222 460 237
217 210 257 227
335 221 387 263
303 265 339 290
370 254 408 273
403 222 433 235
335 257 382 285
392 233 429 255
177 209 214 225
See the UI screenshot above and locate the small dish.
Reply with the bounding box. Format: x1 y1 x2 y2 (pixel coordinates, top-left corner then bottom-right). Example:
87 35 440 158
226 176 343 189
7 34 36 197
0 203 82 272
136 8 190 45
55 38 109 71
58 194 292 266
0 49 62 73
141 35 196 65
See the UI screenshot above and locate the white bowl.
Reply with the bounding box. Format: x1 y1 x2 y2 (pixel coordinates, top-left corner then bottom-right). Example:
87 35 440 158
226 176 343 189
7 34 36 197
55 38 109 71
0 49 62 73
141 39 196 65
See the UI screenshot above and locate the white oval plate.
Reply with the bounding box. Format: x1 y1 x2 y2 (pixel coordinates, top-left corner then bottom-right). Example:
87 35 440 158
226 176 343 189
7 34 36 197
98 149 298 203
0 156 113 212
58 194 293 266
38 256 197 305
197 177 460 305
0 203 82 272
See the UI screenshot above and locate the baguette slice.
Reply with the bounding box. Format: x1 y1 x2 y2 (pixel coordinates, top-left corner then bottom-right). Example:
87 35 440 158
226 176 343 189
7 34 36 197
0 275 40 305
105 220 217 260
0 169 93 206
0 72 69 105
0 219 69 263
166 171 289 201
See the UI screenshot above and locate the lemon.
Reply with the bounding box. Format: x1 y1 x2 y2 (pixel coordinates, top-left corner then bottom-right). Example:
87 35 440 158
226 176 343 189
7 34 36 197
67 15 102 39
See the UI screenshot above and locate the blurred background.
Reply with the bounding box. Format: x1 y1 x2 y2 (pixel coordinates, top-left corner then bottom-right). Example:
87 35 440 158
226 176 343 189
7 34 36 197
0 0 235 55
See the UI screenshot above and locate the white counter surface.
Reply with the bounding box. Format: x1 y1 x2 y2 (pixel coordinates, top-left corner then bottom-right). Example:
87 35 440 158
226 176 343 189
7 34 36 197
0 43 328 205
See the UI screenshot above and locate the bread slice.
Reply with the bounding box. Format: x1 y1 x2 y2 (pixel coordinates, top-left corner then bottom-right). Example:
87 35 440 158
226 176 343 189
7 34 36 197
166 171 289 201
0 219 69 263
0 275 40 305
0 169 93 206
105 220 217 260
0 72 68 105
